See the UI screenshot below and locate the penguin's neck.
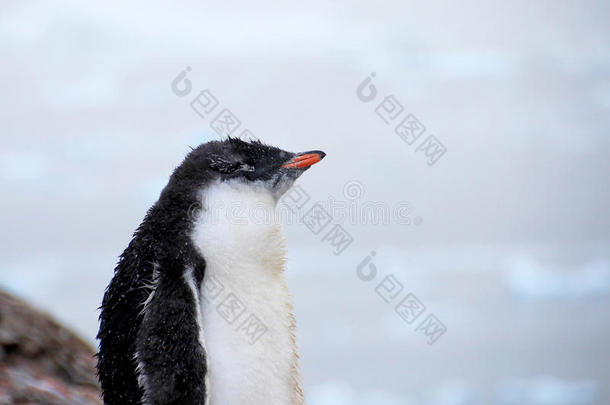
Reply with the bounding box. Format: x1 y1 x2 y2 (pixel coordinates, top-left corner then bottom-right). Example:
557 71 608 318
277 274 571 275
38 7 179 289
191 180 304 405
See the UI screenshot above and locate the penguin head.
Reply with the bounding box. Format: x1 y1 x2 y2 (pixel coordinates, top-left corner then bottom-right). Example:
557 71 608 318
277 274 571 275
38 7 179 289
179 137 326 199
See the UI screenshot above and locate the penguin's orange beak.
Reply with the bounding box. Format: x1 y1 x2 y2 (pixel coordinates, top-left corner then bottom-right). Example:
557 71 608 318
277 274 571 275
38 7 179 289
282 151 326 169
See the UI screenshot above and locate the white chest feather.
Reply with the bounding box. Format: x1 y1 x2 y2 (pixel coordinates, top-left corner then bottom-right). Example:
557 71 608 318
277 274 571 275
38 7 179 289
191 180 304 405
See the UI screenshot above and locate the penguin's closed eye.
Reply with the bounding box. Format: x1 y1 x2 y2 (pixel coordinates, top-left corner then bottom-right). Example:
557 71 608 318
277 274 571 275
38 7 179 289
97 138 326 405
209 156 254 174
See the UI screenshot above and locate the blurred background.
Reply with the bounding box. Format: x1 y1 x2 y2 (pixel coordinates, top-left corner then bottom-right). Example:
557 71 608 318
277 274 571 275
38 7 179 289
1 0 609 404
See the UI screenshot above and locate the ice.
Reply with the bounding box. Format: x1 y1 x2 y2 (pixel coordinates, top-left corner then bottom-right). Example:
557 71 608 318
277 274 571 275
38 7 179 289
504 257 610 299
496 377 598 405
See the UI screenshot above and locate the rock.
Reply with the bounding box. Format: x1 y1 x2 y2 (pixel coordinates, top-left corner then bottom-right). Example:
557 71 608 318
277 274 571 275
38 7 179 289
0 289 101 404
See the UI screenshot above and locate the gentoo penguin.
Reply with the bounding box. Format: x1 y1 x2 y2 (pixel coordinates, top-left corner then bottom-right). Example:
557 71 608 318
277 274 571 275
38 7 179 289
97 138 325 405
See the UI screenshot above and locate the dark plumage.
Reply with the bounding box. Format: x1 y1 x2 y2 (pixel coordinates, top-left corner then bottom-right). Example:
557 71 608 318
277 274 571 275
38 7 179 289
96 138 324 405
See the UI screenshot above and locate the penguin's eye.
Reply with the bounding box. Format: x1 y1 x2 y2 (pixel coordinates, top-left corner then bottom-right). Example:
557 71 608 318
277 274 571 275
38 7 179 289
209 156 255 175
238 163 255 172
209 156 240 174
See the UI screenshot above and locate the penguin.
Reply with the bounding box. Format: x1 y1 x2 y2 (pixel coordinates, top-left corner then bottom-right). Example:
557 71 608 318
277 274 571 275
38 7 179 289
97 137 325 405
